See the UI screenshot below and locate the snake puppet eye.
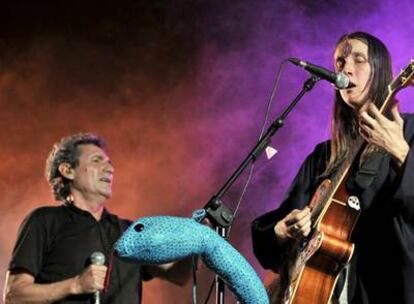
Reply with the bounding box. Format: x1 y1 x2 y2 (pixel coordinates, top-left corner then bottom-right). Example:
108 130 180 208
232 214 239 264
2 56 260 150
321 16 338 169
134 223 145 232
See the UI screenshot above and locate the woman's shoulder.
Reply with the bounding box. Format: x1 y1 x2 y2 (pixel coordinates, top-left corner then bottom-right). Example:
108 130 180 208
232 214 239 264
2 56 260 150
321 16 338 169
401 113 414 138
402 112 414 122
308 139 331 163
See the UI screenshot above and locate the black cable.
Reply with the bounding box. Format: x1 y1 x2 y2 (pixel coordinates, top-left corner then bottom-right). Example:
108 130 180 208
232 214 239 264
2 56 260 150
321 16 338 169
203 278 216 304
228 58 289 235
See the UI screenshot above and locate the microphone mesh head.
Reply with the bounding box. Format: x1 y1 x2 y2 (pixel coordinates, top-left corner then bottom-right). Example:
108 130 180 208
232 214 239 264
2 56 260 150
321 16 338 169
90 251 105 265
336 72 350 89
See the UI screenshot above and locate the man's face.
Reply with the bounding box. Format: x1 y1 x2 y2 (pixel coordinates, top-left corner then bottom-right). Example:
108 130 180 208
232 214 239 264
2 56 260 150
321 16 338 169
71 144 114 201
334 38 372 109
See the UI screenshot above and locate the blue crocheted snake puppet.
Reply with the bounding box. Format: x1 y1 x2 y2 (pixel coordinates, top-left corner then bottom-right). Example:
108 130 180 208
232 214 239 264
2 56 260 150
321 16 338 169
115 215 269 304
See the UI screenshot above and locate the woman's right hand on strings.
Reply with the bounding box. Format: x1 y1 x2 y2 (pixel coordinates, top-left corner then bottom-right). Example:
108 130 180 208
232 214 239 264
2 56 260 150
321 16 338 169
273 207 312 243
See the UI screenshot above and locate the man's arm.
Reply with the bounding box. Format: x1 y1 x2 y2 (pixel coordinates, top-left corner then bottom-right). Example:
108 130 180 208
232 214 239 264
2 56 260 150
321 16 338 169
4 265 107 304
4 271 78 304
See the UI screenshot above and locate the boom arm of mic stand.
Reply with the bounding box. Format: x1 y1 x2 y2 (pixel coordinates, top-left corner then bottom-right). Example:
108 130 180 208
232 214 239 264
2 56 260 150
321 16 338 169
203 75 320 228
201 75 319 304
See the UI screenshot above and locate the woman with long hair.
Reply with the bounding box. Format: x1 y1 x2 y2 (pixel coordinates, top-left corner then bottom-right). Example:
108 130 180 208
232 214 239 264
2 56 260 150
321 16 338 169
252 32 414 303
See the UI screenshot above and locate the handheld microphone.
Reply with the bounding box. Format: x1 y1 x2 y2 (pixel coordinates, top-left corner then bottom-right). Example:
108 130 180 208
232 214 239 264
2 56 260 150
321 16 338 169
90 251 105 304
288 58 355 89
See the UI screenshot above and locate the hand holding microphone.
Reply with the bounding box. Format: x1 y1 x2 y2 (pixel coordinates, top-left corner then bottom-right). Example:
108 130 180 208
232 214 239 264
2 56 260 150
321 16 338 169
72 252 107 303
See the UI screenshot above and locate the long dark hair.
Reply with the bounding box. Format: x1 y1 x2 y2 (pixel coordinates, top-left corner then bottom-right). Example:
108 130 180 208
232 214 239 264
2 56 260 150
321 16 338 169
325 32 393 175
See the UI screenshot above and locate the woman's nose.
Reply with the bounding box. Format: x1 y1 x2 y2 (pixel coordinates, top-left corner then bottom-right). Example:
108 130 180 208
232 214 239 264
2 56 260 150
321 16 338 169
342 60 354 75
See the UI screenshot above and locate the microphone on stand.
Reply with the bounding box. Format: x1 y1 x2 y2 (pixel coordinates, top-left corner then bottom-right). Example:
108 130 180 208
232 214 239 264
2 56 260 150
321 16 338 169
90 251 105 304
288 57 355 89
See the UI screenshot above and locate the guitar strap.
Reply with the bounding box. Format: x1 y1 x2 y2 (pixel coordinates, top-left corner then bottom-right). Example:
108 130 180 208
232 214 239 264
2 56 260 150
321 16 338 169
347 149 387 192
334 149 387 302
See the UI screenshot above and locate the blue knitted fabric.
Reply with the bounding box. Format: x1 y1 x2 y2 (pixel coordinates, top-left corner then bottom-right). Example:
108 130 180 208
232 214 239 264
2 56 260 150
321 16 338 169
115 216 269 304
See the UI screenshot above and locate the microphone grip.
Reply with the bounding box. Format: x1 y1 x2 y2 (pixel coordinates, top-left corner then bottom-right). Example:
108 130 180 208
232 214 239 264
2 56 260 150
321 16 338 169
90 251 105 304
94 290 100 304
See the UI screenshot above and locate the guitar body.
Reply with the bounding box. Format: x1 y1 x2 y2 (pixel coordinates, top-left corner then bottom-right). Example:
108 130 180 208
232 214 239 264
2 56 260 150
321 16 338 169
267 179 360 304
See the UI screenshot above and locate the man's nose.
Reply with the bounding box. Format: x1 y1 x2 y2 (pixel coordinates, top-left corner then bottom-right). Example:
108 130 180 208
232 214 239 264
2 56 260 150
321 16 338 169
104 162 114 173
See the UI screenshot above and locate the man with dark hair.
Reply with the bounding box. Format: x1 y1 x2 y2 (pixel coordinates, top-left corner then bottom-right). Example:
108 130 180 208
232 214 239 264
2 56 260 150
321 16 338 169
4 133 190 303
45 133 108 202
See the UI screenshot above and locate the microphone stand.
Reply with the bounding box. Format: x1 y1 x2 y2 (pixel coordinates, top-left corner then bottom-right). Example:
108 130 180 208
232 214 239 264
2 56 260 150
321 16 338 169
202 75 320 304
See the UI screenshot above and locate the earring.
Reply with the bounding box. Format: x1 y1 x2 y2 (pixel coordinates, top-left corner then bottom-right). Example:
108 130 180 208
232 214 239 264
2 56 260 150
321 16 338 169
66 194 74 204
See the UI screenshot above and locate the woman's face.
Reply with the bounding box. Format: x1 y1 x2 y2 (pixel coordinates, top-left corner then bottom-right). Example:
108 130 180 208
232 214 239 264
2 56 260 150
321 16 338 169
334 38 372 110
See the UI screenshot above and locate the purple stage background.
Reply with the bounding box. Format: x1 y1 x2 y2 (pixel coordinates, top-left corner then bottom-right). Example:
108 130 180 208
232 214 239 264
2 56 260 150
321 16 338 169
0 1 413 302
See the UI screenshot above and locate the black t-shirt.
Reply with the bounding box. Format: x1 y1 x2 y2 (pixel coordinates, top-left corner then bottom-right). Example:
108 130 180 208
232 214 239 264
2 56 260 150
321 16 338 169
9 204 147 304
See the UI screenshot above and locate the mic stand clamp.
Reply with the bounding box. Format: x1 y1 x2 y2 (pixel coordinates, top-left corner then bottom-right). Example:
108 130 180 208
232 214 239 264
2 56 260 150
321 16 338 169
204 196 233 228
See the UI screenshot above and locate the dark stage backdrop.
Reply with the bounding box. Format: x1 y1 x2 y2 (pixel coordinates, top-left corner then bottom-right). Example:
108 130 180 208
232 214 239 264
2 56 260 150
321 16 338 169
0 1 413 303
